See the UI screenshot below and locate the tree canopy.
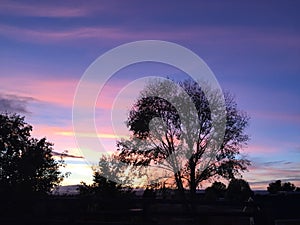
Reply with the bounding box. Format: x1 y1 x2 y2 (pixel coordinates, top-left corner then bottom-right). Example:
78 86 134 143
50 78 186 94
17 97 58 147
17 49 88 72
0 113 65 196
204 181 227 201
267 180 298 194
226 178 253 202
117 78 250 195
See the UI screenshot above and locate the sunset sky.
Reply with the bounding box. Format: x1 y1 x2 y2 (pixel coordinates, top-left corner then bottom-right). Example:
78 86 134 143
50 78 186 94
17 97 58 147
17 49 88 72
0 0 299 189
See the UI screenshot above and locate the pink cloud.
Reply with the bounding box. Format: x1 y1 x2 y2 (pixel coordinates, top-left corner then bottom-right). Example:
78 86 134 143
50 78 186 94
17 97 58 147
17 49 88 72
31 123 119 156
243 144 281 155
0 75 78 107
0 74 136 153
250 110 300 124
0 73 128 110
30 116 125 150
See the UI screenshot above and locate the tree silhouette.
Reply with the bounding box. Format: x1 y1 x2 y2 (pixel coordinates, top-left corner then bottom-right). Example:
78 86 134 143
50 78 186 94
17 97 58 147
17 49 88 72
267 180 297 194
0 113 65 196
117 79 250 196
282 181 296 192
226 178 253 202
204 181 226 201
267 180 281 194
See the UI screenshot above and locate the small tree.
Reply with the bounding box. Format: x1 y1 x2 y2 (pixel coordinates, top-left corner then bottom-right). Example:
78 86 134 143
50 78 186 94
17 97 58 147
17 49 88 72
0 113 65 196
204 181 226 201
267 180 282 194
226 179 253 202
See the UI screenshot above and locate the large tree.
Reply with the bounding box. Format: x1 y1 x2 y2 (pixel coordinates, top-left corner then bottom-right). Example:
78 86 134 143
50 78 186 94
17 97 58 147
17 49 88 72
0 113 65 196
117 79 250 196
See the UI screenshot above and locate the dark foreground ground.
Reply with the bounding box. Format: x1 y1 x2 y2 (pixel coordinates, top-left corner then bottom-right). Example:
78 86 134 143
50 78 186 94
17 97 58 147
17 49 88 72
0 193 300 225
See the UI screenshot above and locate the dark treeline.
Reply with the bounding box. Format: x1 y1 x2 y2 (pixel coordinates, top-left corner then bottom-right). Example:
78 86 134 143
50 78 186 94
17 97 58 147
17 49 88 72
1 186 300 225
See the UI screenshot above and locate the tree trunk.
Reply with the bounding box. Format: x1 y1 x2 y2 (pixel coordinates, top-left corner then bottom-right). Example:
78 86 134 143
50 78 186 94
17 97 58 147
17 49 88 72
174 171 184 194
189 161 196 198
174 171 191 211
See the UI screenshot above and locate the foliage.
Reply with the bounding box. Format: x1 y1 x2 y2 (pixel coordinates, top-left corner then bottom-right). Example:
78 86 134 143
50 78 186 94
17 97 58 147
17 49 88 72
281 181 296 192
0 113 65 196
226 178 253 202
204 181 226 201
79 154 137 198
267 180 297 194
117 78 250 195
267 180 281 194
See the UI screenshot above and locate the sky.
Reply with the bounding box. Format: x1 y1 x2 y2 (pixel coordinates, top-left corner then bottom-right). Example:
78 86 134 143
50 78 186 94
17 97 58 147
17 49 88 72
0 0 299 189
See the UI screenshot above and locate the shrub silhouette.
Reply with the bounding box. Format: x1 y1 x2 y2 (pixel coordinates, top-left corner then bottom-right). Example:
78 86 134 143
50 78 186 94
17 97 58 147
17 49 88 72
226 178 253 202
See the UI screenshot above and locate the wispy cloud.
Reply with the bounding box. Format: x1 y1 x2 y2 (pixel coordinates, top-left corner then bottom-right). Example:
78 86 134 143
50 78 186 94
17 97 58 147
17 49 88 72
0 22 299 51
0 24 186 44
262 160 286 167
0 0 98 18
244 158 300 189
0 93 34 114
248 178 300 190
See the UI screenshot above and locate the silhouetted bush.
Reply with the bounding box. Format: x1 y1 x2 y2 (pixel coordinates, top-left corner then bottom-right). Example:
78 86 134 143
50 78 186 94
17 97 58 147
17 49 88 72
204 181 226 201
226 179 253 202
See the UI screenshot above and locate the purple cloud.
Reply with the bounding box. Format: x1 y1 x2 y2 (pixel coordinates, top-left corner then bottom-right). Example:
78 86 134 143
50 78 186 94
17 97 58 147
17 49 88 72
0 93 34 114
